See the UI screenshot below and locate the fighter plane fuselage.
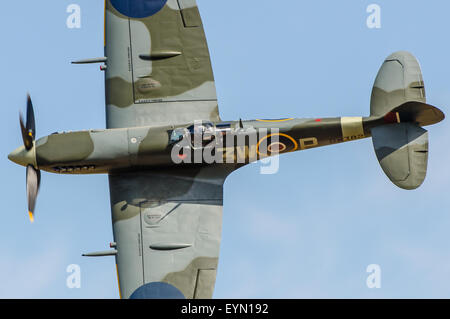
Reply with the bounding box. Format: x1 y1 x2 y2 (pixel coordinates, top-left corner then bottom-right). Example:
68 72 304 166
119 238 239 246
9 114 400 175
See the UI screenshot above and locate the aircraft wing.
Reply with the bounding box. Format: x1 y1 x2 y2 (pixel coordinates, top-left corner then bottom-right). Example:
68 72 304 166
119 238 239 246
109 165 233 299
104 0 220 129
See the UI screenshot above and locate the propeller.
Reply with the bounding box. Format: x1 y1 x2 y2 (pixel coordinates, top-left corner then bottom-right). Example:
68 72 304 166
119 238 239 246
26 165 41 223
20 94 40 223
19 94 35 150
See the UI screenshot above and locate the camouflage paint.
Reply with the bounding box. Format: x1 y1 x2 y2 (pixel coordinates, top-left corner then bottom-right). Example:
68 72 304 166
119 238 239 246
104 0 219 129
14 109 441 176
7 0 445 300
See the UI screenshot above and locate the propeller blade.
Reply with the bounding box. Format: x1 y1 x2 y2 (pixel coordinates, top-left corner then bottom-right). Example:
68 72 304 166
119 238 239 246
19 94 36 151
26 165 41 223
19 112 33 150
26 94 36 139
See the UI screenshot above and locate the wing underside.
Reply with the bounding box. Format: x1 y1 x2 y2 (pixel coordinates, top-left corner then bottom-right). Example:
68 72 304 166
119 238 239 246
105 0 220 129
105 0 229 298
108 165 233 299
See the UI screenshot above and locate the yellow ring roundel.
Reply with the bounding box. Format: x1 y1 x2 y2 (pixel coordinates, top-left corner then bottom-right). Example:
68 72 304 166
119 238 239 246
255 118 294 123
257 133 298 156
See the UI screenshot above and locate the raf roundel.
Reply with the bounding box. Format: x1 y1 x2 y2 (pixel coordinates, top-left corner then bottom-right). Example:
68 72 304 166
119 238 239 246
129 282 185 299
110 0 168 19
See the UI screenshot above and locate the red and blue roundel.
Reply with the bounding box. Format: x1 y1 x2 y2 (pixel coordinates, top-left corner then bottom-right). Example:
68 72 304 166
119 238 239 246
110 0 168 18
130 282 185 299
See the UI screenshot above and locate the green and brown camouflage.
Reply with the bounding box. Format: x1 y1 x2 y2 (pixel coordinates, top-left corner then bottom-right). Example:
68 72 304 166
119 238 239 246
105 0 219 129
8 107 443 175
7 0 445 299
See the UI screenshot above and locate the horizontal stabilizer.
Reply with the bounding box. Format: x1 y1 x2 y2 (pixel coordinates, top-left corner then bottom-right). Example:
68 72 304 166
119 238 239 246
372 123 428 190
371 51 426 117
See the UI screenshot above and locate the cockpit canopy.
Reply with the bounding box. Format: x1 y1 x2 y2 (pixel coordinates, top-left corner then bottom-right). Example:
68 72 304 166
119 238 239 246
169 122 232 148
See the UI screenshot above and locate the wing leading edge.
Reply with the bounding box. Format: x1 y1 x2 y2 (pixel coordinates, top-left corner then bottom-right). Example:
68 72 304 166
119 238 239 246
105 0 220 129
108 165 234 299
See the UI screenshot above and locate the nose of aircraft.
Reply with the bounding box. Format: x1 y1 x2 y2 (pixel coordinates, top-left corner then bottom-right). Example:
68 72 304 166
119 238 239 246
8 145 35 167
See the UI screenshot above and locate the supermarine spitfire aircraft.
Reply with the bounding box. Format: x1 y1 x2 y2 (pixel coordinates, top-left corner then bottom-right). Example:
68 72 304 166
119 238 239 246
7 0 445 299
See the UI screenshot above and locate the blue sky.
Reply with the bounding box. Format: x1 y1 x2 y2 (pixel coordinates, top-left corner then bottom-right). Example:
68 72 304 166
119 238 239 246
0 0 449 298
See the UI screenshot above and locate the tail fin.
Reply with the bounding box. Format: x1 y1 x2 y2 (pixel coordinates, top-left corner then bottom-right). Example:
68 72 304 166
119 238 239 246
370 51 444 190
